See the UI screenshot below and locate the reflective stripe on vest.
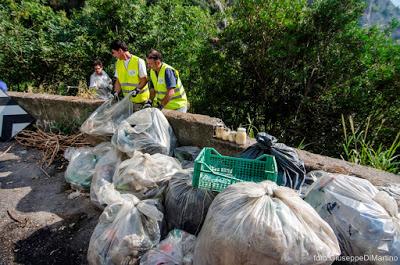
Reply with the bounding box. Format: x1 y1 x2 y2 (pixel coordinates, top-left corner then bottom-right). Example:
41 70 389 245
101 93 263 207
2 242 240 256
116 55 149 103
150 63 187 110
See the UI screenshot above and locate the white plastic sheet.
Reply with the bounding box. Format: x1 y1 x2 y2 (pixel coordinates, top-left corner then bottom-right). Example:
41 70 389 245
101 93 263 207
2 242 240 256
112 108 177 156
194 180 340 265
140 229 196 265
87 194 162 265
80 96 134 136
113 151 182 194
304 172 400 263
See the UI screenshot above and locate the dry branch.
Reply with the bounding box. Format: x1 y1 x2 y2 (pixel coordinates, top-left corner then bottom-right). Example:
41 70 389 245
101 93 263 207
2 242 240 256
15 128 90 167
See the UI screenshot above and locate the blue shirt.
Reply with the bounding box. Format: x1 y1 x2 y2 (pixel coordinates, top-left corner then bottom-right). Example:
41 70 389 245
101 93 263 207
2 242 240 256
0 80 8 93
149 66 177 90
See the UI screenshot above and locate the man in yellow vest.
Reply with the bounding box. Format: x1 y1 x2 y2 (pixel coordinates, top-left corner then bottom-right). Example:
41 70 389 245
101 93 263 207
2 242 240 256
145 49 188 113
110 40 149 104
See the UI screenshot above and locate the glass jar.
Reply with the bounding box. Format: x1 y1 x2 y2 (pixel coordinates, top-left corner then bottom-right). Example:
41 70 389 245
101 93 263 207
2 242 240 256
222 128 231 141
215 124 224 139
229 131 237 142
236 127 247 145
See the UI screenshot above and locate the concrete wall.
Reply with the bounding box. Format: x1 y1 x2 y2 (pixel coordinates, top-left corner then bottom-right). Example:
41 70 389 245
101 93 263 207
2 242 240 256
8 92 400 186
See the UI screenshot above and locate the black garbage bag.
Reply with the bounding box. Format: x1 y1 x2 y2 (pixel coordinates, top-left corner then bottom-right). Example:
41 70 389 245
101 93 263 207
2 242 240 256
165 169 217 235
239 132 306 190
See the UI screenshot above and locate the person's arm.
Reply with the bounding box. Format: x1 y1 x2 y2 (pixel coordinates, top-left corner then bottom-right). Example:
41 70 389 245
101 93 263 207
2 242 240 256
160 68 177 107
89 74 97 88
149 79 155 101
113 68 121 94
114 79 121 94
138 59 148 90
138 76 147 90
161 88 175 107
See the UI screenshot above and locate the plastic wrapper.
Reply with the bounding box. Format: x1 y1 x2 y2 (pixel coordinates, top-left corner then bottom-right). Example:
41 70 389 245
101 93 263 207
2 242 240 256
64 142 112 190
112 108 177 156
165 169 216 235
239 132 306 190
87 194 163 265
90 147 123 209
80 96 134 136
194 180 340 265
140 229 196 265
304 172 400 263
113 151 182 194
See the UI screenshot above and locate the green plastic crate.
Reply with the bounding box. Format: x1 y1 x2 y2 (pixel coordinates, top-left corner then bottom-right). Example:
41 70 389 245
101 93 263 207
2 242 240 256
192 148 278 192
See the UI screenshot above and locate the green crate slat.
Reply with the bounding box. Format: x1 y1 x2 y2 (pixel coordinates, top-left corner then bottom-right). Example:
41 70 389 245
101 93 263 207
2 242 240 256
192 147 278 192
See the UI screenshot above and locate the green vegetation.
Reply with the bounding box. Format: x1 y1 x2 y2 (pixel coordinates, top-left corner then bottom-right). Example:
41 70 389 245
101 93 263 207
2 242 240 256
0 0 399 172
341 115 400 174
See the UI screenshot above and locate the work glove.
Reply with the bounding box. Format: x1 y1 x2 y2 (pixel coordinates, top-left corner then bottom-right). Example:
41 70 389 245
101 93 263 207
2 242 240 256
156 102 164 110
143 99 152 109
129 88 140 97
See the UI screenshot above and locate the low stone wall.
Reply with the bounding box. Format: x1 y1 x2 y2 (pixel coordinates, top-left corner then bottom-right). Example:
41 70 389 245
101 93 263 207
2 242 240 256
8 91 400 186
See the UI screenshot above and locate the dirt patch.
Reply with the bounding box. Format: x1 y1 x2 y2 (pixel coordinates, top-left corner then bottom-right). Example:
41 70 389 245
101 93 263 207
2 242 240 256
0 141 101 264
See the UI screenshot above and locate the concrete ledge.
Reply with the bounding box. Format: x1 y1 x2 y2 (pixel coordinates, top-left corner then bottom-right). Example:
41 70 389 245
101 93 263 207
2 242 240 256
8 92 400 186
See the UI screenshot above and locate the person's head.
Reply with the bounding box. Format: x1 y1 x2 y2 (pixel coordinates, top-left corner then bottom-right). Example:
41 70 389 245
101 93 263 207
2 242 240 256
93 59 103 75
146 49 163 72
110 40 128 60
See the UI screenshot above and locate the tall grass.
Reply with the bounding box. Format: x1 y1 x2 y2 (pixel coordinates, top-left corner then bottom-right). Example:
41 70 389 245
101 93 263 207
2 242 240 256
341 115 400 174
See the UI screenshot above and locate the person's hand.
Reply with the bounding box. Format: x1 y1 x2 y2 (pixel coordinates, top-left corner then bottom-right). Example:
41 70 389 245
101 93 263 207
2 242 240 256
113 91 120 100
156 102 164 110
143 99 152 109
130 88 140 97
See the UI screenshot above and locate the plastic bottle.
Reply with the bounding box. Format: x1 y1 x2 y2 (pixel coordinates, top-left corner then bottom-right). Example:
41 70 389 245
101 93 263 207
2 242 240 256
236 127 247 145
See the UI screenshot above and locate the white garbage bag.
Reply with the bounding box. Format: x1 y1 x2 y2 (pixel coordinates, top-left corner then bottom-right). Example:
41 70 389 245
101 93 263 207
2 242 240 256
140 229 196 265
87 194 163 265
304 172 400 264
90 147 123 209
113 151 182 194
379 184 400 210
80 96 134 136
194 180 340 265
112 108 177 156
64 142 112 190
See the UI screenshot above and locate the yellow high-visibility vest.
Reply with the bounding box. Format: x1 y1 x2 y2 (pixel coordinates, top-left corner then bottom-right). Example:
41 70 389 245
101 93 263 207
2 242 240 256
150 63 187 110
116 55 149 103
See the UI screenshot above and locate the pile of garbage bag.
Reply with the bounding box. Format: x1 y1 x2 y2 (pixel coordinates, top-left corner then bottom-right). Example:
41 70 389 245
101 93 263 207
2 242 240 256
64 142 113 190
194 180 340 265
80 96 134 136
140 229 196 265
239 132 306 190
112 108 177 156
165 169 216 235
87 194 163 265
304 172 400 263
